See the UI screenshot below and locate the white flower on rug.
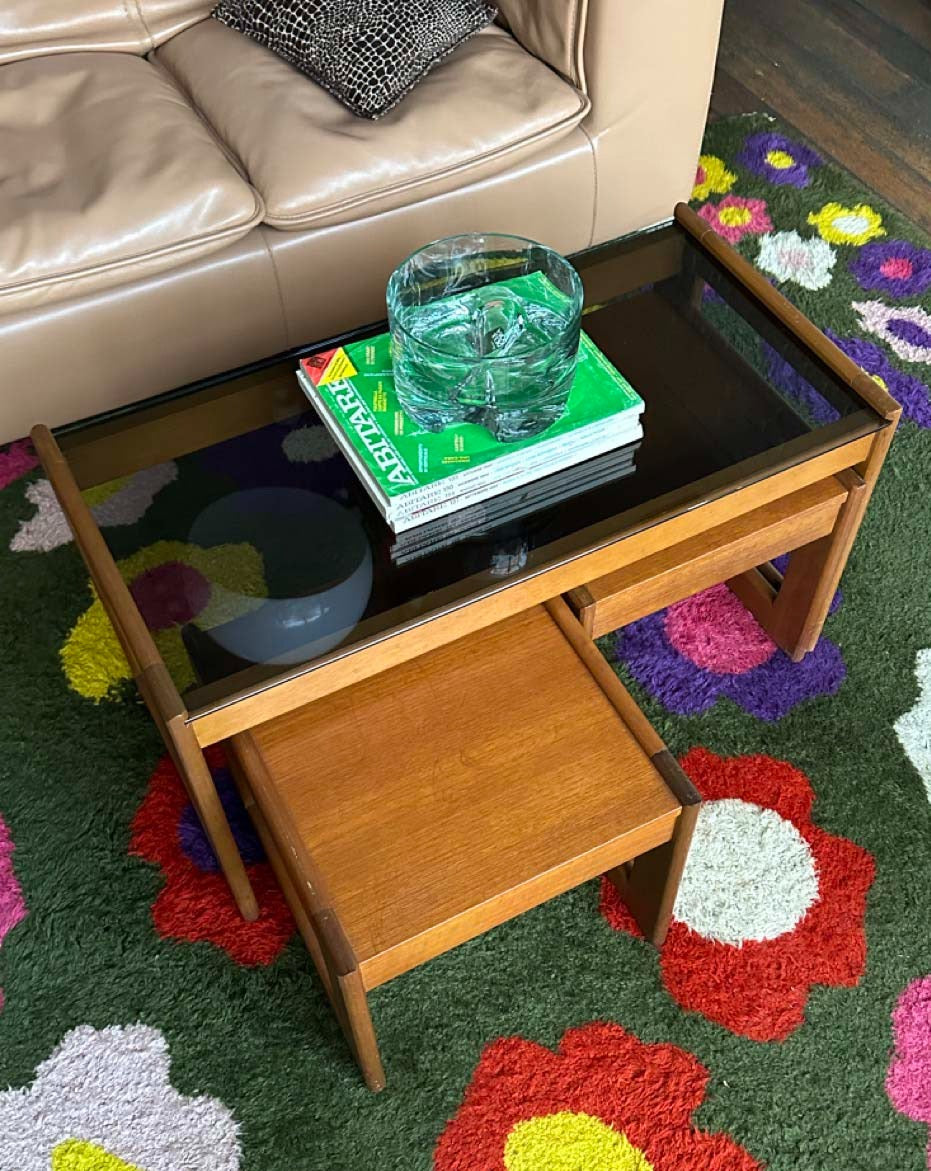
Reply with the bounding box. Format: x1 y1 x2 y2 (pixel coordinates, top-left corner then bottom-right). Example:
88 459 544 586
0 1024 241 1171
894 649 931 805
672 797 819 945
852 301 931 366
757 230 836 290
10 463 177 554
281 425 337 464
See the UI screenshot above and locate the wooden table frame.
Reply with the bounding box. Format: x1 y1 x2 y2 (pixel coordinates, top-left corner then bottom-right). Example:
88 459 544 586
33 204 900 923
223 597 702 1090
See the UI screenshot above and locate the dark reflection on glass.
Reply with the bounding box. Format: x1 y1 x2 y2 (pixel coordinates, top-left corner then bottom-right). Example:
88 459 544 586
67 223 884 707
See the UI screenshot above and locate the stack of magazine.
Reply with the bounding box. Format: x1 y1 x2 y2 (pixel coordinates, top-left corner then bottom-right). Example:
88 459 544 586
296 328 643 543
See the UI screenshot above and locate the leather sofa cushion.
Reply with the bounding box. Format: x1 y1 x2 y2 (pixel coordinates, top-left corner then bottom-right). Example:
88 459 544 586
0 1 214 65
156 20 590 230
0 51 263 311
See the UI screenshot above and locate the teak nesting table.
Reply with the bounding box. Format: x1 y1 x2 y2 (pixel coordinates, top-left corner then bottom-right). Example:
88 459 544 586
35 205 899 1089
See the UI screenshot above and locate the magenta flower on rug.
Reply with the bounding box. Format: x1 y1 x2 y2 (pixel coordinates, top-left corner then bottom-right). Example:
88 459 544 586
850 240 931 297
615 582 845 720
697 195 772 245
887 975 931 1167
0 814 27 1012
0 439 37 492
737 130 822 188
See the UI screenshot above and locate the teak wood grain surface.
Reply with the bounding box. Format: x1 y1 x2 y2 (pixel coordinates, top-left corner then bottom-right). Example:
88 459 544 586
569 475 848 638
244 604 681 990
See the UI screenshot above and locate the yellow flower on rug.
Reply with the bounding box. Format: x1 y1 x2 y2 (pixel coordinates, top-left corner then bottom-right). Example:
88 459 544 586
807 202 885 245
52 1138 142 1171
61 540 265 700
692 154 737 201
505 1111 653 1170
434 1022 761 1170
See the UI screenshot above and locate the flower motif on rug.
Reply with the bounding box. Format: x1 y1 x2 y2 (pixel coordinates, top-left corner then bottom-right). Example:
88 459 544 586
852 300 931 365
600 748 875 1041
0 1023 241 1170
825 329 931 428
129 746 294 966
756 230 836 290
0 813 27 1013
697 195 773 245
762 343 841 425
807 202 885 246
737 130 822 188
61 540 265 701
887 975 931 1169
850 239 931 297
614 582 845 721
894 649 931 805
10 463 177 554
0 438 38 491
691 154 737 201
433 1021 761 1170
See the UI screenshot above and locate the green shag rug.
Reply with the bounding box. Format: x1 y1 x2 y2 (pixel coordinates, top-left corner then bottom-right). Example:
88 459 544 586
1 113 930 1170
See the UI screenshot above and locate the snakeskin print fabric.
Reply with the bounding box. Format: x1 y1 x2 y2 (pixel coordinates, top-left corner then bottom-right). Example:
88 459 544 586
213 0 498 119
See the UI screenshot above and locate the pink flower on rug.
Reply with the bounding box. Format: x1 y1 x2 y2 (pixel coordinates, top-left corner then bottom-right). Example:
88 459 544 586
0 439 38 491
0 814 27 1012
697 195 773 244
887 974 931 1167
615 580 845 721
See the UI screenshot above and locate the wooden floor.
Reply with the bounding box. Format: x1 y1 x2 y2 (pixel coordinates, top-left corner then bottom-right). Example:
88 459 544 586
710 0 931 232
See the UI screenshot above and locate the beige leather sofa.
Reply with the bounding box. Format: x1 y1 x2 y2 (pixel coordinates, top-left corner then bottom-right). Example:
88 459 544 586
0 2 723 442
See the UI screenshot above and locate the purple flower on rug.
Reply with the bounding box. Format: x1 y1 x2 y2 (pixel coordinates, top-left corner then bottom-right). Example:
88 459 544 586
178 768 265 872
825 330 931 428
615 583 845 721
737 131 822 188
853 301 931 365
886 974 931 1169
850 240 931 297
763 343 841 426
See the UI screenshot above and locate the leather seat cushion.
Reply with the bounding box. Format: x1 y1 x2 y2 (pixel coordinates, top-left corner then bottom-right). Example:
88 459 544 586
0 0 214 65
0 51 263 310
155 20 590 230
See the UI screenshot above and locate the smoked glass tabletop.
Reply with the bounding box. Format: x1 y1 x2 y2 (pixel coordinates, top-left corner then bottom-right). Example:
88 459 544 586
56 222 887 717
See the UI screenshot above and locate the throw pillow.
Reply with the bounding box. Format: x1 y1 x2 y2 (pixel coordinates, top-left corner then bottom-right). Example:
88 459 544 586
212 0 498 119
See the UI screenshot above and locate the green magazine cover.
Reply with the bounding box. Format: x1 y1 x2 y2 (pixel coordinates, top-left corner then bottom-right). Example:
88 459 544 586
299 320 643 509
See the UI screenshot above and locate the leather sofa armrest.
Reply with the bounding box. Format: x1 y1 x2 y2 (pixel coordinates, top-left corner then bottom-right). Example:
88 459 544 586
496 0 588 89
582 0 725 242
582 0 724 132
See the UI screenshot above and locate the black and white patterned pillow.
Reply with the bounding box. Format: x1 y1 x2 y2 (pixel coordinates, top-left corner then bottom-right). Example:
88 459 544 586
212 0 498 119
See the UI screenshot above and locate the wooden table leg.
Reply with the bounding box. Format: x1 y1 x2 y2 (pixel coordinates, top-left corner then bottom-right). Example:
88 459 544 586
605 751 701 947
728 419 898 660
226 733 387 1090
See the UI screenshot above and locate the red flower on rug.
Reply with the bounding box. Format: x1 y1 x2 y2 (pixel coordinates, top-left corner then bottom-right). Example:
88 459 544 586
434 1021 761 1170
601 748 874 1041
129 746 294 966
